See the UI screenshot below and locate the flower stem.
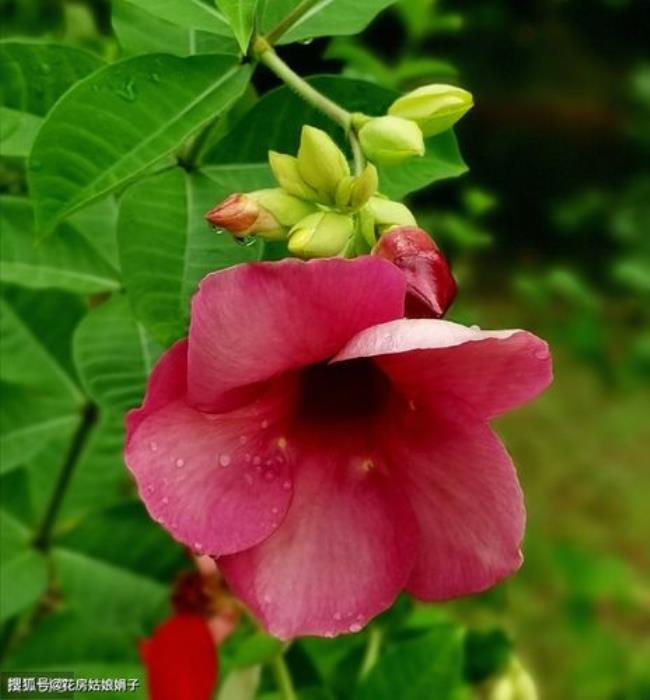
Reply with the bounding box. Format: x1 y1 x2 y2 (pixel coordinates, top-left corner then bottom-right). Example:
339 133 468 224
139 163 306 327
252 37 351 130
349 129 366 175
359 626 383 681
265 0 324 46
270 649 298 700
33 403 97 550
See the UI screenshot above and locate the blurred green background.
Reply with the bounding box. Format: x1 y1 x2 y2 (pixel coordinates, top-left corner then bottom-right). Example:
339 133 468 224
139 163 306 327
1 1 649 698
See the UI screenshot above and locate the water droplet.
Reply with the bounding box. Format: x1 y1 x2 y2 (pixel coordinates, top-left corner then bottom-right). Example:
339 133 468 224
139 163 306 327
534 348 549 361
162 496 169 505
253 456 262 466
408 399 417 411
282 480 291 491
264 470 276 482
175 458 185 468
265 458 274 466
333 611 342 621
210 225 226 235
149 441 158 452
261 419 269 429
235 235 256 247
276 455 285 465
155 515 165 525
239 435 248 445
263 594 272 604
194 542 204 554
39 63 51 75
276 436 287 449
219 454 231 467
324 630 335 638
146 484 154 494
349 622 362 633
149 72 161 83
244 453 251 463
116 77 137 102
470 324 481 331
301 37 314 45
271 507 279 515
244 472 254 486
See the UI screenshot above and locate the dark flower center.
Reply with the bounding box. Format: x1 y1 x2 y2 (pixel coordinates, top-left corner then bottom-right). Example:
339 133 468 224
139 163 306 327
297 358 392 425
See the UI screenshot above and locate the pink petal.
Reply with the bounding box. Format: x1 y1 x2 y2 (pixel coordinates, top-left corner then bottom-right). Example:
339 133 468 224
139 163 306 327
334 319 552 418
381 399 525 599
126 340 188 438
218 427 418 639
187 258 406 411
125 375 298 557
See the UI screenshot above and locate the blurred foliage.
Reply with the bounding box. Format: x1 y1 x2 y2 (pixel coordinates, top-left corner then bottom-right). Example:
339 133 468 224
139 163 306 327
1 1 648 699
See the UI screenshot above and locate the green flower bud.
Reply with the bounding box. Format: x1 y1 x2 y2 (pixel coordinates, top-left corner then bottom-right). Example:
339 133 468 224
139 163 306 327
297 125 350 202
250 189 318 240
269 151 319 201
335 164 378 211
366 196 417 227
358 116 424 165
388 84 474 137
288 211 354 258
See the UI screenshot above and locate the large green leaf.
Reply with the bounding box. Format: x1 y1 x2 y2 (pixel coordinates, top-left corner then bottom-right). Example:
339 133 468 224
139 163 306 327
118 166 271 345
0 510 48 622
112 1 237 58
121 0 230 35
205 76 466 198
261 0 397 44
0 107 42 158
28 54 252 233
0 197 120 294
216 0 258 52
0 41 104 117
73 295 162 412
355 627 464 700
0 41 104 159
0 296 82 473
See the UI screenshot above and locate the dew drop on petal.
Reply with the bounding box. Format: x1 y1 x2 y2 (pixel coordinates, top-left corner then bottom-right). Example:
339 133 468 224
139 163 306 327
261 419 269 429
252 456 262 466
349 623 362 633
333 611 342 621
239 435 248 445
219 454 231 467
244 453 251 463
149 441 158 452
264 470 276 482
175 458 185 468
263 594 272 604
244 472 254 486
162 496 169 505
271 507 279 515
193 542 204 554
282 480 291 491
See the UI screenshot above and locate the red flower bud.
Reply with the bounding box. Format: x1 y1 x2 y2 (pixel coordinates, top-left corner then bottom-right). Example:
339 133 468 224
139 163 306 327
140 614 218 700
373 226 457 318
205 194 259 235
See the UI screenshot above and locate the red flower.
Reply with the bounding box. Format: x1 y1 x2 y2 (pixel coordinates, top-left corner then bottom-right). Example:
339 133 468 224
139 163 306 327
126 257 551 639
140 614 217 700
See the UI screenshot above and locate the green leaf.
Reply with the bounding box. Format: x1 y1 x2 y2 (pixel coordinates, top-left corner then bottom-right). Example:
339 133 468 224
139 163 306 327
355 627 464 700
0 197 120 294
121 0 231 35
205 76 466 198
52 547 169 634
28 54 252 233
261 0 396 45
0 296 82 473
0 107 42 158
0 511 48 622
118 166 270 345
216 0 258 53
0 41 104 117
112 1 238 58
4 612 146 698
73 295 162 411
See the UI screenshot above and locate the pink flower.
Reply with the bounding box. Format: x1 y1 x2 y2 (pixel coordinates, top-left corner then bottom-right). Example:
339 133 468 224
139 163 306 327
125 257 551 639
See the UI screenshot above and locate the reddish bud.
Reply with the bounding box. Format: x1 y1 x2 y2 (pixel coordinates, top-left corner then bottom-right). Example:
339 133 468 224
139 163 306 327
140 614 218 700
205 193 260 235
373 226 457 318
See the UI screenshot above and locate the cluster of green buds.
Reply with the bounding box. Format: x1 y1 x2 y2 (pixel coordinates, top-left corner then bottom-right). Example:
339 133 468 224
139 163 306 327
353 83 473 166
205 125 416 258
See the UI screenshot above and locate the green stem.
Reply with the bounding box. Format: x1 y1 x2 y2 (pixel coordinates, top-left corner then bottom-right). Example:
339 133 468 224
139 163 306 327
359 626 383 681
349 129 366 175
270 649 298 700
253 37 351 130
33 403 97 551
265 0 324 46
